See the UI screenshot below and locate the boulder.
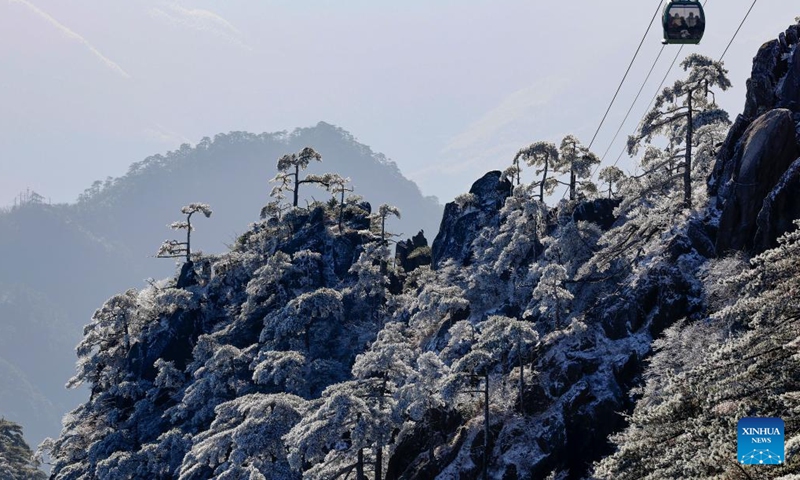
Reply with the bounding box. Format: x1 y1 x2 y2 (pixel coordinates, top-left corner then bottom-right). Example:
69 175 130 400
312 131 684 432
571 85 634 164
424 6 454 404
755 157 800 251
395 230 431 272
742 40 781 120
572 198 621 231
715 109 800 253
777 29 800 112
176 260 197 288
710 24 800 201
431 171 512 268
709 114 752 199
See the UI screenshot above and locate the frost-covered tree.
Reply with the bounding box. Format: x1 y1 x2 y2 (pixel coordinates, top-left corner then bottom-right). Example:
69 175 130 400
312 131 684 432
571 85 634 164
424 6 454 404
397 351 449 423
514 141 559 202
469 183 547 314
157 203 212 260
475 316 539 412
285 380 395 480
257 285 351 396
406 268 470 342
263 288 344 354
69 289 140 394
352 322 416 385
252 350 309 397
441 316 537 478
371 204 402 245
170 337 253 431
628 54 731 209
350 322 418 478
348 242 390 299
348 242 393 330
271 147 336 207
544 218 602 278
240 251 295 322
691 120 730 208
595 222 800 479
260 198 289 222
179 393 305 480
0 419 46 480
529 264 573 329
558 135 599 201
441 321 493 479
327 175 354 231
598 166 626 199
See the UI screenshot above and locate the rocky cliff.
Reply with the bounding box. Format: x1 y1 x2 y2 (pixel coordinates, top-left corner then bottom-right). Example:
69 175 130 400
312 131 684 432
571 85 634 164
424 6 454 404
711 23 800 253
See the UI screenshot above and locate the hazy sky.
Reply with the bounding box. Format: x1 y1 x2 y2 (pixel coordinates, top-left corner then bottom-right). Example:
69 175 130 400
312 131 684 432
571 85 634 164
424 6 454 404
1 1 797 205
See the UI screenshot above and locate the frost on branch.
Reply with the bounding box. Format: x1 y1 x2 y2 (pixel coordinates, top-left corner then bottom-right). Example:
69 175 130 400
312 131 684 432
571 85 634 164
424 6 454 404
157 203 212 261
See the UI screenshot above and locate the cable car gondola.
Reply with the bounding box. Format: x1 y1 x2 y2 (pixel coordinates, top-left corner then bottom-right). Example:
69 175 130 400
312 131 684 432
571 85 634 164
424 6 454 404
662 0 705 45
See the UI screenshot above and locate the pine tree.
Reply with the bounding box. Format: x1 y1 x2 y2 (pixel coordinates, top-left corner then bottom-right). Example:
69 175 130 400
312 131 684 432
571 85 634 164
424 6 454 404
628 54 731 209
528 264 573 329
0 419 47 480
157 203 213 261
469 183 546 314
598 166 626 199
514 141 560 202
558 135 599 201
179 393 305 480
285 380 395 480
270 147 341 208
371 204 402 245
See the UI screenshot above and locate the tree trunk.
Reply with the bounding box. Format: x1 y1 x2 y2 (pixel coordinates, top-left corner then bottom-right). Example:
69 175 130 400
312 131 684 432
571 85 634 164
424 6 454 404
375 446 382 480
684 91 693 209
339 190 345 231
483 372 490 480
186 213 192 261
554 297 561 329
570 163 576 201
380 216 388 275
517 338 523 413
293 165 300 207
539 158 548 203
357 448 365 480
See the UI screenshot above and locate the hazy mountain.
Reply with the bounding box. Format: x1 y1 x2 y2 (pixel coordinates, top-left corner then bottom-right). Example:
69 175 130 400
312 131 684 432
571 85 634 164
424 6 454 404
72 122 440 264
0 122 442 447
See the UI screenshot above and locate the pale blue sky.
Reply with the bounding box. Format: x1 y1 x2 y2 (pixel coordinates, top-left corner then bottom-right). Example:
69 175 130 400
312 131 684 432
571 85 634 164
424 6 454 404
1 1 797 205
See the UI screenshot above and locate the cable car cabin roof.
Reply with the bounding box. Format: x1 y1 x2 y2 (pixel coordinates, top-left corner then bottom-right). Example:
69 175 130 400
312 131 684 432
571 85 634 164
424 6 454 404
662 0 705 45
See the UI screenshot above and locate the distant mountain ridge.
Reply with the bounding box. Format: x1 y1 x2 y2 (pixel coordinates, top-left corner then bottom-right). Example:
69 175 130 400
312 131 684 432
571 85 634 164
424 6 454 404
0 121 443 447
73 121 441 259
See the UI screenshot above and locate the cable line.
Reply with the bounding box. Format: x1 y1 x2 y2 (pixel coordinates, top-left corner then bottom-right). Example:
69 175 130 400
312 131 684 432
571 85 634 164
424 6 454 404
587 0 665 150
720 0 759 62
599 44 666 164
613 45 685 171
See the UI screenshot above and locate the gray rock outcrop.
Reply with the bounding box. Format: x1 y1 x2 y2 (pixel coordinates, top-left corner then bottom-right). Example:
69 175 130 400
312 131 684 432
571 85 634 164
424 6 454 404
395 230 431 272
711 23 800 254
431 171 512 268
715 109 800 252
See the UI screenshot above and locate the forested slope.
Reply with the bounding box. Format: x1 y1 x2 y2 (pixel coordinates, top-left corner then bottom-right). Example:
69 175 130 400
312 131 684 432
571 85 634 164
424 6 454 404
0 122 441 448
42 20 800 480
